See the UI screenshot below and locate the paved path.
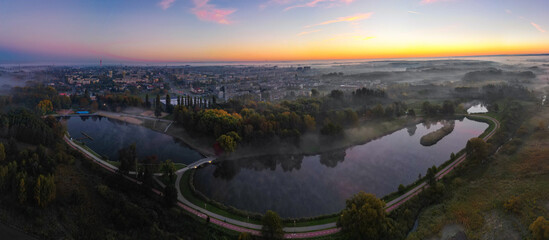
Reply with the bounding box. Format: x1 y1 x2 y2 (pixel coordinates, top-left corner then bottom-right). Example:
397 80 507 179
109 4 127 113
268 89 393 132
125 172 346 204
171 114 500 238
68 114 499 239
65 136 163 176
385 115 499 211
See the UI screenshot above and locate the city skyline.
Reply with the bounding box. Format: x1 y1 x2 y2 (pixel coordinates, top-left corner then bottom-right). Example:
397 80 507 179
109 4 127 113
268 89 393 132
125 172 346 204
1 0 548 63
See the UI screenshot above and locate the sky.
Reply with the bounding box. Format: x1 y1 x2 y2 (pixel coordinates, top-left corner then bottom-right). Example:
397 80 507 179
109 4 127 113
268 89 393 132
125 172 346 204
0 0 548 63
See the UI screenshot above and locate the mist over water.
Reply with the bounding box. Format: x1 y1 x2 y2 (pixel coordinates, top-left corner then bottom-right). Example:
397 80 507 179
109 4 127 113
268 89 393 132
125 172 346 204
62 116 203 164
193 118 488 218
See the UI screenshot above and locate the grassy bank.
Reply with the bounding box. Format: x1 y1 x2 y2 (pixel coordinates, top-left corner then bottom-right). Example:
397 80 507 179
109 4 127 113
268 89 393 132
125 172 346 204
178 115 498 231
407 106 545 239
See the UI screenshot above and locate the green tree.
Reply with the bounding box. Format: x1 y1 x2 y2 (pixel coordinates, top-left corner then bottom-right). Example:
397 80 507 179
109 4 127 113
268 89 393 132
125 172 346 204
425 165 437 186
36 99 53 115
0 143 5 163
160 159 176 183
34 174 56 208
163 183 177 207
165 94 173 113
371 104 384 118
529 216 549 240
238 232 253 240
466 137 489 165
338 192 389 240
407 108 416 117
398 184 406 194
0 166 8 191
145 94 150 109
155 94 162 117
311 89 320 97
17 172 26 204
261 210 284 240
118 143 137 174
442 100 455 114
216 134 237 152
226 131 241 143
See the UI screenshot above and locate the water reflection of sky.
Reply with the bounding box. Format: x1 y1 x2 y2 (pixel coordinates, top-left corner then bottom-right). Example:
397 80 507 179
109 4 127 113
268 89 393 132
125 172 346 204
194 118 488 218
63 116 203 164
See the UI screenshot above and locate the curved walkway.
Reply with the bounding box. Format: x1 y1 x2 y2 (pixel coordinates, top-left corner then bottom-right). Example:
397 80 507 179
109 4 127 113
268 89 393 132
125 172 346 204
170 114 500 238
67 114 499 239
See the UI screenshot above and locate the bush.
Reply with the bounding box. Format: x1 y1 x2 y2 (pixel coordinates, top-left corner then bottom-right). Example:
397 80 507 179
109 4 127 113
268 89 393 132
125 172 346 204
503 195 521 213
529 216 549 240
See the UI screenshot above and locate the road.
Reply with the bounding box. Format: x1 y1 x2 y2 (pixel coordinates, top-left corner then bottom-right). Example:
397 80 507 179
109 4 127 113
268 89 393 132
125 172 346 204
68 114 499 239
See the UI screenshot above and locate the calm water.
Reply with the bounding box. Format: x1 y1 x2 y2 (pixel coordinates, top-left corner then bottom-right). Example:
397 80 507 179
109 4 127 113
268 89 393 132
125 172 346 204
62 116 203 164
193 118 488 218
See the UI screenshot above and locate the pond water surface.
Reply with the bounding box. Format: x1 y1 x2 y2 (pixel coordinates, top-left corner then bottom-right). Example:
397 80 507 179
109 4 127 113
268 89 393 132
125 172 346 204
193 117 488 218
62 116 203 164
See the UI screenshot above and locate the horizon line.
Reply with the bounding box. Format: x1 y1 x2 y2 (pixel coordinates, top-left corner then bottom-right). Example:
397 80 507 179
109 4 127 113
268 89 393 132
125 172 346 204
2 53 548 67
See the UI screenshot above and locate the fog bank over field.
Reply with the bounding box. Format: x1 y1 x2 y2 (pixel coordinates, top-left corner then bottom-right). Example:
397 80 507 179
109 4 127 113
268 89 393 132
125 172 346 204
320 59 548 85
0 70 30 93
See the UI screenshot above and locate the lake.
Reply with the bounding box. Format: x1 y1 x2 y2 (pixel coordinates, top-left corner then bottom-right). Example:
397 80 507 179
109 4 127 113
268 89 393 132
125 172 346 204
61 116 203 164
193 117 488 218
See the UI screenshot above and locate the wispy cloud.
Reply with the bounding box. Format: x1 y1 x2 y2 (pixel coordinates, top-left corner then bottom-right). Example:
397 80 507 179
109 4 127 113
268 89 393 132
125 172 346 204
298 29 322 36
407 10 420 14
505 9 512 14
284 0 354 11
158 0 176 10
531 22 546 33
191 0 236 24
305 12 373 28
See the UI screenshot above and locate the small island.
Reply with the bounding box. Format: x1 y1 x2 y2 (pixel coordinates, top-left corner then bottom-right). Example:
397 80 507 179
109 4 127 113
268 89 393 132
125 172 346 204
420 120 455 146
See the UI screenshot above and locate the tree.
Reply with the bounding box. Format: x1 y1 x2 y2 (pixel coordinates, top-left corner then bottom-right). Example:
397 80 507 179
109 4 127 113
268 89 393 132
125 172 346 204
441 100 455 114
329 90 344 100
0 143 5 163
216 134 237 152
320 122 343 136
36 100 53 115
34 174 56 208
155 94 162 117
311 89 320 97
166 94 173 114
407 108 416 117
371 104 385 118
163 183 177 207
160 159 176 183
425 165 437 186
529 216 549 240
398 184 406 194
118 143 137 174
338 192 389 240
261 210 284 240
145 94 150 109
238 232 253 240
466 137 489 165
303 114 316 131
17 172 26 204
